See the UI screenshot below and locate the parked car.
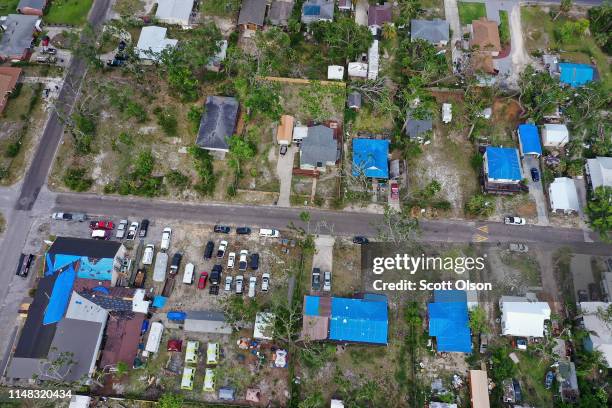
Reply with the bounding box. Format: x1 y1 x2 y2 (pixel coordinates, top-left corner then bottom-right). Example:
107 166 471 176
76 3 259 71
210 264 222 285
250 253 259 270
139 219 149 238
218 387 235 401
236 227 252 235
71 212 88 222
204 241 214 259
16 254 34 278
170 253 183 275
116 219 128 239
161 227 172 251
36 56 56 64
516 338 528 350
280 145 288 156
239 250 248 271
504 216 526 226
479 335 488 354
390 182 400 200
89 220 114 230
127 221 139 240
217 241 228 258
248 276 257 298
51 212 72 220
312 268 321 291
118 40 126 51
214 225 231 233
530 167 540 182
259 228 280 238
198 272 208 289
352 236 369 245
142 244 155 265
323 271 331 292
544 371 554 389
91 229 111 240
261 273 270 292
227 252 236 268
235 275 244 295
224 276 233 291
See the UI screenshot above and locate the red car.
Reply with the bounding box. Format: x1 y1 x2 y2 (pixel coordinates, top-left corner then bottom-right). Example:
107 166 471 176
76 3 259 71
198 272 209 289
89 220 115 230
390 182 400 200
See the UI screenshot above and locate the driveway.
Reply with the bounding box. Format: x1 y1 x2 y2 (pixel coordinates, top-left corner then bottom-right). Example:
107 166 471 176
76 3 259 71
312 235 335 272
276 145 297 207
522 155 549 226
444 0 463 72
355 0 368 26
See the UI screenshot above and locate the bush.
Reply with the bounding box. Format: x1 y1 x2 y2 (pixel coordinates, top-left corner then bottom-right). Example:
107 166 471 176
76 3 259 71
5 142 20 158
124 101 147 122
63 167 93 192
187 105 203 134
465 194 494 217
165 170 190 189
154 107 178 136
188 146 216 195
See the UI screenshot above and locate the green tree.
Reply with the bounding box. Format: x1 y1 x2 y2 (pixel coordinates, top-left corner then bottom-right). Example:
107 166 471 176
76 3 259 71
490 346 516 382
63 167 93 192
586 186 612 241
311 17 373 63
253 27 293 75
158 393 184 408
187 105 203 133
469 306 489 335
588 3 612 53
244 81 282 121
518 66 566 122
227 136 256 175
188 146 217 195
554 0 573 21
399 0 423 21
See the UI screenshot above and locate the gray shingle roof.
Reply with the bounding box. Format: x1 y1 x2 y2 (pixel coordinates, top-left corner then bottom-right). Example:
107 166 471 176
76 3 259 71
411 19 450 44
269 1 294 26
405 114 433 139
17 0 46 10
196 96 239 152
300 125 338 167
238 0 268 26
348 91 361 108
0 14 38 58
301 0 334 24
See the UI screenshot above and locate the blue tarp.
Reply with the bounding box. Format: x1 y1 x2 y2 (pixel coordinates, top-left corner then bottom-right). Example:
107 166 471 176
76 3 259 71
45 253 114 281
485 146 522 181
92 286 110 294
559 63 594 87
304 295 321 316
518 124 542 156
167 311 186 321
303 5 321 16
352 138 390 179
329 296 388 345
428 290 472 353
43 266 76 325
152 296 167 308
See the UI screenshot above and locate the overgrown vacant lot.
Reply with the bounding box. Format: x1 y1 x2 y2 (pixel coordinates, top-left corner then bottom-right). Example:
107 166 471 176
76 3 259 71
45 0 94 26
457 1 486 25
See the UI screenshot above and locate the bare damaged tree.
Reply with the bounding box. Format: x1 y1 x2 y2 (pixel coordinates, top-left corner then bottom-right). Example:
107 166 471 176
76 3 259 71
375 205 420 245
35 349 77 385
349 78 400 116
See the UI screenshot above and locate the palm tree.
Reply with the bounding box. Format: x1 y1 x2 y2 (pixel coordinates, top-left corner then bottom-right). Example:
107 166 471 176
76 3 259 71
382 23 397 41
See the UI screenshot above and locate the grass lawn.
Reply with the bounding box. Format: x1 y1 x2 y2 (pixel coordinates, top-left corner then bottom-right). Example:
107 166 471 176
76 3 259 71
457 2 487 25
499 10 510 46
515 352 554 407
201 0 241 17
522 6 611 89
44 0 93 26
0 0 19 14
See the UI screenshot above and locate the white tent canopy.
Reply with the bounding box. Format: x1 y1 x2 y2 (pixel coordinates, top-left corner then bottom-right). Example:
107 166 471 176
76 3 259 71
542 123 569 147
500 296 551 337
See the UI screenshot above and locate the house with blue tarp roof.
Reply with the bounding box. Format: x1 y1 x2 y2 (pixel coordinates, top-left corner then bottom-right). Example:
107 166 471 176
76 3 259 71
302 294 389 344
518 124 542 157
428 290 472 353
483 146 525 194
352 138 390 179
559 63 594 87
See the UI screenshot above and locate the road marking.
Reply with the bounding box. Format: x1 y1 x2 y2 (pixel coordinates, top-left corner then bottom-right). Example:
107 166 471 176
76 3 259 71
477 225 489 233
473 234 488 242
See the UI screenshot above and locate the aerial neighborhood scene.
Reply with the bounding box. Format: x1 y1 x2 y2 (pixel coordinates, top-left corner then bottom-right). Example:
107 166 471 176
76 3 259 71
0 0 611 407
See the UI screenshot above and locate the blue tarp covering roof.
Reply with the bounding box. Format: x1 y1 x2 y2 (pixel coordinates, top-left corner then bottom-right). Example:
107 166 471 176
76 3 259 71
43 267 76 325
518 124 542 156
352 138 390 179
559 63 594 87
303 5 320 16
485 146 522 181
329 296 388 345
304 295 321 316
152 296 167 308
45 253 114 281
428 290 472 353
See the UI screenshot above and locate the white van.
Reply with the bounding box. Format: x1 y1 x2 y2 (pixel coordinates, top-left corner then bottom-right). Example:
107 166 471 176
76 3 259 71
142 244 155 265
259 228 280 238
185 340 199 364
206 343 220 365
183 263 195 284
91 229 109 240
161 227 172 251
144 322 164 354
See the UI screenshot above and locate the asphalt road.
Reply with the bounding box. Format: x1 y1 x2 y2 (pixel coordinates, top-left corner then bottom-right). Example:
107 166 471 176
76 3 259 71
15 0 111 211
54 193 612 255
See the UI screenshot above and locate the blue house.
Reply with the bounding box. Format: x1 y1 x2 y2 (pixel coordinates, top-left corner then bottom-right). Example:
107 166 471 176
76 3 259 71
517 124 542 157
559 63 594 87
352 138 390 179
428 290 472 353
302 294 389 345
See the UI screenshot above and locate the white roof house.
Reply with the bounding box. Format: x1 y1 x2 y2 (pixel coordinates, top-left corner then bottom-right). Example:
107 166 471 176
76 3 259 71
549 177 580 214
367 40 379 80
348 62 368 79
155 0 193 28
579 302 612 367
327 65 344 80
254 312 274 340
136 26 178 60
500 295 551 337
132 288 150 314
442 103 452 123
586 156 612 190
542 124 569 147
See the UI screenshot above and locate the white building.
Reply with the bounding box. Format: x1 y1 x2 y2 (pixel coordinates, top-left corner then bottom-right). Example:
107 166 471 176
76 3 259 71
347 62 368 79
500 294 551 337
579 302 612 367
327 65 344 80
367 40 379 80
442 103 452 123
542 124 569 148
585 156 612 190
155 0 194 28
549 177 580 214
136 26 178 61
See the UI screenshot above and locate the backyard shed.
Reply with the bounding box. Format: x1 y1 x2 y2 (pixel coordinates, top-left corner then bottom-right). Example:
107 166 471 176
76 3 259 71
276 115 294 145
542 124 569 147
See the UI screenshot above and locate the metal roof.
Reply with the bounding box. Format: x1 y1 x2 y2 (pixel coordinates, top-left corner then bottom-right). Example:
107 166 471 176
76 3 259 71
328 296 388 345
352 138 389 179
428 290 472 353
155 0 193 25
301 0 334 23
0 14 38 58
485 146 522 181
518 124 542 155
238 0 268 26
196 96 239 152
